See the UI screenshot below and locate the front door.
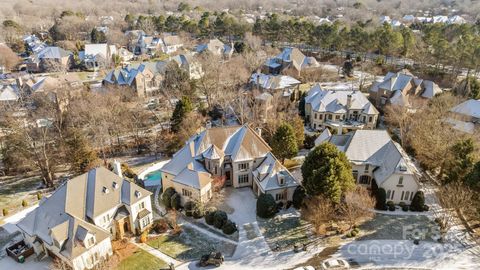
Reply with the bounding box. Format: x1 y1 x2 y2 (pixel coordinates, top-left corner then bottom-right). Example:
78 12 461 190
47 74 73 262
225 171 231 186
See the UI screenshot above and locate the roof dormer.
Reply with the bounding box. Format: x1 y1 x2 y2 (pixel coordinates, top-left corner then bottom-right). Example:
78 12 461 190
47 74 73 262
135 190 142 198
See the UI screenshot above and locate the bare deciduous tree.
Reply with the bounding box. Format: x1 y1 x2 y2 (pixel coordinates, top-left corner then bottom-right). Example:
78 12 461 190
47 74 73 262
340 186 375 229
301 196 336 235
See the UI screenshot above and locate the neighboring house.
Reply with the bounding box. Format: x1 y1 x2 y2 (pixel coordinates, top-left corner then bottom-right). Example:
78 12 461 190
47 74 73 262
27 46 73 73
447 99 480 134
125 30 146 53
80 44 116 70
263 47 320 77
170 53 204 80
16 167 153 270
161 125 300 206
161 35 183 54
250 72 301 116
117 47 135 64
326 130 421 204
369 70 442 109
103 62 165 97
305 84 379 132
195 39 234 59
23 34 47 54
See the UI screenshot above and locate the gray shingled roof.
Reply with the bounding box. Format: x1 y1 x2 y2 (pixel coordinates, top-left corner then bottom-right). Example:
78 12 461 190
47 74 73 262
17 167 151 259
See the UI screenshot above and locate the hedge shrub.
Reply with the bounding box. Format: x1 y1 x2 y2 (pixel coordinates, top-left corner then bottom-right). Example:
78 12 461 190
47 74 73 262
2 209 8 216
410 191 425 212
375 188 387 210
22 200 28 207
292 186 306 209
171 193 181 210
193 207 204 219
205 208 216 225
185 201 195 217
256 193 277 218
213 210 228 229
162 187 176 209
221 220 237 235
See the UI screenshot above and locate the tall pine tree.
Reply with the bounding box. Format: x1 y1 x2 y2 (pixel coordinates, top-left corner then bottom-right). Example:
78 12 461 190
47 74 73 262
301 142 355 203
271 123 298 163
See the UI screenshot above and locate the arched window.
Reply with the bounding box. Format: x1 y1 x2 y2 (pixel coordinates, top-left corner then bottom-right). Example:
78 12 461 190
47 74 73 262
359 175 371 185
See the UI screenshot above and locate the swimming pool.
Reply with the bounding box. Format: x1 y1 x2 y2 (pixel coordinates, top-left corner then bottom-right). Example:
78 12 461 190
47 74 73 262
143 170 162 187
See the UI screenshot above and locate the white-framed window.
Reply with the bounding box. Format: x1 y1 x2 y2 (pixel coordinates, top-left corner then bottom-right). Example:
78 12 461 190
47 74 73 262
238 163 249 171
87 236 95 247
238 174 249 184
391 190 395 200
359 175 370 185
401 191 405 200
182 189 192 197
102 214 111 224
398 176 404 185
410 191 414 200
386 190 391 200
364 164 369 173
138 201 145 211
369 116 373 123
275 193 285 201
141 216 151 227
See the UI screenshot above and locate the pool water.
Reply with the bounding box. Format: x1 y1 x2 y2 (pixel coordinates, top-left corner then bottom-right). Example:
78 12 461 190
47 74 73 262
143 170 162 187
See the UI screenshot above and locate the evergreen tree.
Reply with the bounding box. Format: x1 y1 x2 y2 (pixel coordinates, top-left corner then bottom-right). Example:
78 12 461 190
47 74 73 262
375 188 387 210
292 186 306 209
271 123 298 163
410 191 426 212
170 96 193 133
65 129 99 174
301 142 355 203
445 138 476 183
466 161 480 190
298 92 307 119
256 193 277 218
90 28 106 43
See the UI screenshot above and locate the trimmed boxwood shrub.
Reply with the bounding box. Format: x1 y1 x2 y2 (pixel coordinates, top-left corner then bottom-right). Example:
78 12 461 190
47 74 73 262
257 193 277 218
22 200 28 207
162 187 176 209
213 210 228 229
423 205 430 211
410 191 425 212
205 208 216 225
399 202 406 208
221 220 237 235
386 201 395 207
351 230 358 237
402 205 409 212
375 188 387 210
388 205 395 211
184 201 195 217
193 207 204 219
292 186 306 209
170 193 181 210
2 209 8 216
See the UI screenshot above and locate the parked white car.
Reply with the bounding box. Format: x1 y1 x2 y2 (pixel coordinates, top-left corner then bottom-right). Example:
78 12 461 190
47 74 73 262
320 259 350 269
294 266 316 270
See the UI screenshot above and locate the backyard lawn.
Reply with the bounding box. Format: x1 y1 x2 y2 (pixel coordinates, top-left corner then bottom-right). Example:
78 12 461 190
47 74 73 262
147 226 236 261
117 249 168 270
257 209 315 250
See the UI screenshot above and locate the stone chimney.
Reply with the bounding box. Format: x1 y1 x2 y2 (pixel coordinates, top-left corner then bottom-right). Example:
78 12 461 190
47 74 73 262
112 160 123 178
346 94 352 109
337 123 343 135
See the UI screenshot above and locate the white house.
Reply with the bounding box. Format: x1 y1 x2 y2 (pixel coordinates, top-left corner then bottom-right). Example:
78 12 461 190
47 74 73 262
80 44 116 70
447 99 480 134
17 167 153 270
195 39 234 59
326 130 421 204
161 35 183 54
160 125 300 205
305 84 379 132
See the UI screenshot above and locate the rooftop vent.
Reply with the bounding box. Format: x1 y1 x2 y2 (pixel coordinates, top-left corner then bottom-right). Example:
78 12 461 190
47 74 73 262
102 187 109 194
112 181 119 189
135 190 141 198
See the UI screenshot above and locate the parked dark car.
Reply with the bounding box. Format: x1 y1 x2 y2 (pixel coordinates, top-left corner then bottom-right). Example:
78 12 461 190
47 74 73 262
200 252 224 267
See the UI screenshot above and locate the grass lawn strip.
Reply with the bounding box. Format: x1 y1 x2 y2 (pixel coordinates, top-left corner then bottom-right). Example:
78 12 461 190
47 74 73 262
117 249 168 270
147 226 236 261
